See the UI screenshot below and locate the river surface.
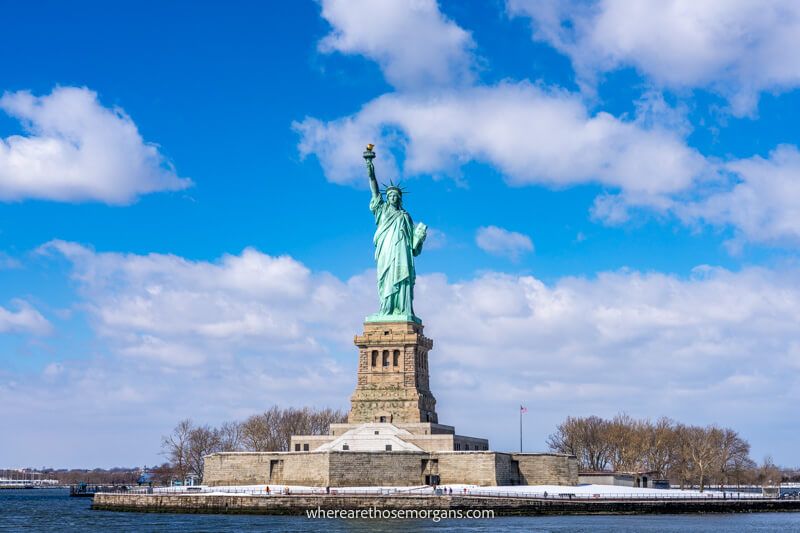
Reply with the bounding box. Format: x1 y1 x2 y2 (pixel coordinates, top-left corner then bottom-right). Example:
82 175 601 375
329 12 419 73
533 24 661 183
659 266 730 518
3 489 800 532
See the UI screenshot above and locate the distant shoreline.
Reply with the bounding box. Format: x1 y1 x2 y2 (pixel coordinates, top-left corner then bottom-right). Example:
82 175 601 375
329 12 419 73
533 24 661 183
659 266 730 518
0 486 65 490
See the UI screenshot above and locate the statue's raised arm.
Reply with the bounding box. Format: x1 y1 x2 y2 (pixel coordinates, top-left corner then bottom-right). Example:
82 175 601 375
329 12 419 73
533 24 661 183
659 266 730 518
364 144 380 200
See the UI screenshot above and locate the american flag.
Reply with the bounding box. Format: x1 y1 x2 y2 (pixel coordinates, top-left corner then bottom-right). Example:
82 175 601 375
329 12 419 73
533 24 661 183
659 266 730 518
520 405 528 414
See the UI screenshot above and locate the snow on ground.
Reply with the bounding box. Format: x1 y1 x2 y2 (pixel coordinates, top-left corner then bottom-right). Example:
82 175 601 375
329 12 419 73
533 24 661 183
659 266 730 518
153 484 759 499
469 484 702 496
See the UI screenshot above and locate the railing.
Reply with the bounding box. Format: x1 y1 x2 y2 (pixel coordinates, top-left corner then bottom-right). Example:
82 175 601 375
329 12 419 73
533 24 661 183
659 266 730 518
119 485 431 496
111 485 784 500
465 489 771 500
71 484 132 496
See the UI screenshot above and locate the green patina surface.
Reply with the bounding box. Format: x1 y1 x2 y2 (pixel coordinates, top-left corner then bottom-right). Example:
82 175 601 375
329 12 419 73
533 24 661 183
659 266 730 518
364 146 426 323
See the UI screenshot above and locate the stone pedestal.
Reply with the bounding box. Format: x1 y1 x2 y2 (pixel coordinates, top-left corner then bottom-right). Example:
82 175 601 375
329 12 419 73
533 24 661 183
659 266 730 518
348 321 438 424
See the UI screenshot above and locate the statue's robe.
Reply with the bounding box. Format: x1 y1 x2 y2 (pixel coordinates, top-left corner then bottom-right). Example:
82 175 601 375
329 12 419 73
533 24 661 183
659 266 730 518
370 194 420 317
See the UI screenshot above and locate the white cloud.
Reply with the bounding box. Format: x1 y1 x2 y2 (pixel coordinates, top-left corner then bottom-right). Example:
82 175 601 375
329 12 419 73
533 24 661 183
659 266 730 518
0 299 51 335
318 0 476 90
296 80 800 248
43 242 800 416
295 82 708 200
8 243 800 464
300 2 800 249
678 145 800 246
415 265 800 461
0 348 356 467
41 240 372 367
419 267 800 375
476 225 533 260
508 0 800 115
5 243 800 464
0 86 191 204
299 0 800 250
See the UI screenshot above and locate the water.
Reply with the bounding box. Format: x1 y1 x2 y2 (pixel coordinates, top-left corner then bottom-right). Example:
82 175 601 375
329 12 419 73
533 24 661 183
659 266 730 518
3 489 800 532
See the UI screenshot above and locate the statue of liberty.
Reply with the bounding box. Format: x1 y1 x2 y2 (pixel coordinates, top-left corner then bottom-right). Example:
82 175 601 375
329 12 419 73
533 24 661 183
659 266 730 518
363 145 426 323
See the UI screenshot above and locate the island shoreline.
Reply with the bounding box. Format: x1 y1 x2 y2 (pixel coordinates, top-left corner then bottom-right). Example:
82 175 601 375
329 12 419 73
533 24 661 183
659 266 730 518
92 493 800 516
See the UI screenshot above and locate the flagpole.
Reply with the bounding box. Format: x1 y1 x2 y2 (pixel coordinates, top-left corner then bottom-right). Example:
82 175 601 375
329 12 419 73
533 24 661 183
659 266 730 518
519 406 522 452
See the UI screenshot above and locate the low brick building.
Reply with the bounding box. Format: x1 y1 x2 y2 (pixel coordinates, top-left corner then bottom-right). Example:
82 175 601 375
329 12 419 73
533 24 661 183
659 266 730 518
204 450 577 487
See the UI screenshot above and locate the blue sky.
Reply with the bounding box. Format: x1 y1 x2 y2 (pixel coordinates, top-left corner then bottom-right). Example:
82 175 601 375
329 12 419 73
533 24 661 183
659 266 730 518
2 0 800 468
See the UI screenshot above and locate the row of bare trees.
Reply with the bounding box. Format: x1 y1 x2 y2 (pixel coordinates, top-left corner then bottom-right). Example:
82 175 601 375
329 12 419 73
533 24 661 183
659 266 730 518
161 406 347 482
547 414 775 491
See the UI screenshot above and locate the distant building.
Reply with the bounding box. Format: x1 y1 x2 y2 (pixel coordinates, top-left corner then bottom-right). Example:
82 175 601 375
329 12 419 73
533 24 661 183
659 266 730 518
136 472 154 486
579 470 666 488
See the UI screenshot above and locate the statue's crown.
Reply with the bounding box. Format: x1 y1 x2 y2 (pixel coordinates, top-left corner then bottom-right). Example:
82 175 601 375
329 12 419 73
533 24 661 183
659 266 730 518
381 179 407 196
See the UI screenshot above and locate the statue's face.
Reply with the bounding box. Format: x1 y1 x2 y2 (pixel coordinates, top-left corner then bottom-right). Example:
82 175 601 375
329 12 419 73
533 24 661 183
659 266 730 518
387 190 401 207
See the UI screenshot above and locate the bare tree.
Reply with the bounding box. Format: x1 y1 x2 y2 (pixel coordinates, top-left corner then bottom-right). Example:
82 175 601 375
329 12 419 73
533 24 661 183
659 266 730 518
758 456 782 487
643 417 677 478
669 423 697 489
548 413 757 489
309 407 347 435
217 421 243 452
241 406 282 451
607 413 648 472
678 425 724 492
547 415 612 471
161 419 193 482
547 416 584 464
274 407 348 451
238 406 347 452
42 468 140 485
185 425 221 482
716 428 753 488
276 407 311 450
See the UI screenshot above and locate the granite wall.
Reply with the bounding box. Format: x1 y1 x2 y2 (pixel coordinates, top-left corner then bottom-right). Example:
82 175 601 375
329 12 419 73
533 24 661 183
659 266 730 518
204 450 578 487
